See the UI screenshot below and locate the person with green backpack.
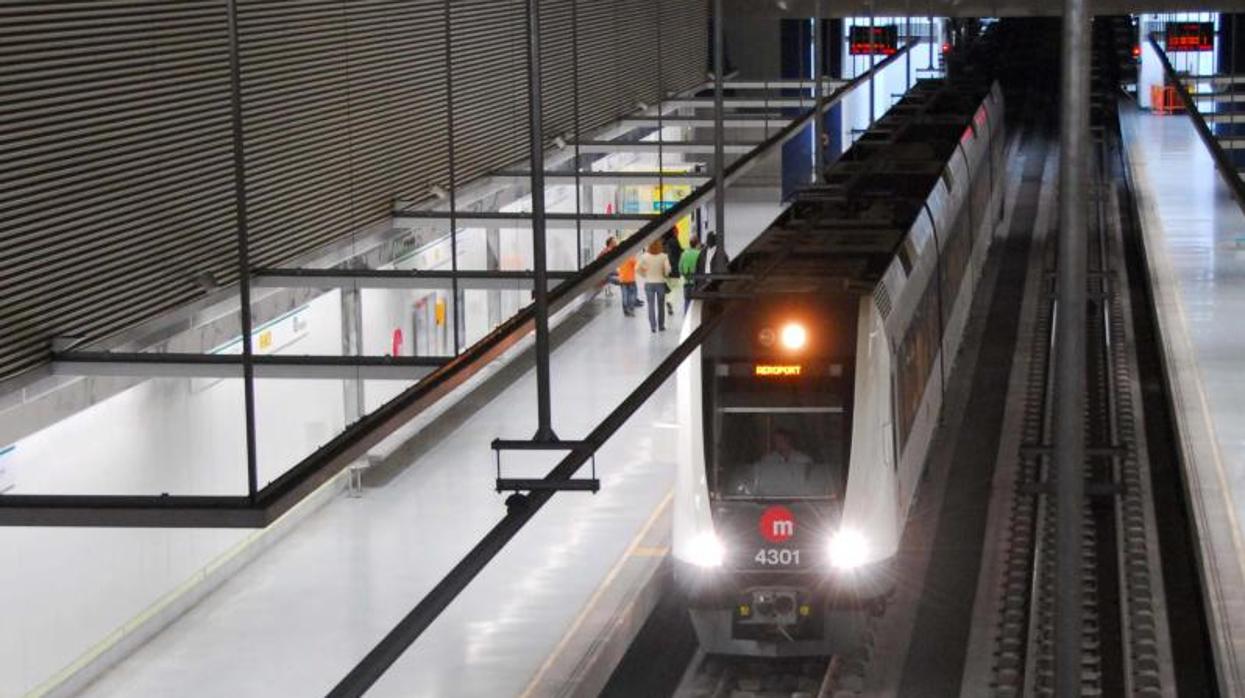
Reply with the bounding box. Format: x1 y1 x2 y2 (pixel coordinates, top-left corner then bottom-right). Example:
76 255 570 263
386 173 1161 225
678 234 702 314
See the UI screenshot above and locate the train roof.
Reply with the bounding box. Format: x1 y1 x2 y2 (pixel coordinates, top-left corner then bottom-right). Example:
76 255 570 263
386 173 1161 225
723 77 997 296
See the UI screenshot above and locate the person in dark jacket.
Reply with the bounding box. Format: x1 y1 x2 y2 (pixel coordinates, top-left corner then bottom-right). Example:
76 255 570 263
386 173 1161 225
662 231 683 316
695 232 729 276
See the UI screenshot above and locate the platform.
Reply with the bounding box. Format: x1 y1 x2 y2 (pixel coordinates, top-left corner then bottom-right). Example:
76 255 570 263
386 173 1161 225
71 231 766 698
1121 100 1245 696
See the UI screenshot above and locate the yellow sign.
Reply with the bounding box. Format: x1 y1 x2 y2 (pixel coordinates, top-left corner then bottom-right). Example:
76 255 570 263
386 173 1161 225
434 298 446 326
754 364 802 377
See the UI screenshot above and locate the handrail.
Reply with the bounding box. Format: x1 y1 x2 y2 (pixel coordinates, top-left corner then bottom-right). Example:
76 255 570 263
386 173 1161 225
1149 36 1245 216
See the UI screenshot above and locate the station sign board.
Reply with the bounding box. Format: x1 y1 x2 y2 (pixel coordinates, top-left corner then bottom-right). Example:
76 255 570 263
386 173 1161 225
849 25 899 56
1165 22 1214 52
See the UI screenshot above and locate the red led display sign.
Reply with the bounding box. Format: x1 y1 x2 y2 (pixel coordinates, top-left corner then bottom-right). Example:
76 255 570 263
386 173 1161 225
1165 22 1214 52
849 25 899 56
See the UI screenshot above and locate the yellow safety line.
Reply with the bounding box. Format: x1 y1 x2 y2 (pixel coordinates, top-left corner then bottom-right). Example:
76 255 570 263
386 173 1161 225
518 490 673 698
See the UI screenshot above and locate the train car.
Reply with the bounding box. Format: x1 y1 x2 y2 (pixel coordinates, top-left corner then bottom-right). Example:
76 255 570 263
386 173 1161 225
673 76 1006 656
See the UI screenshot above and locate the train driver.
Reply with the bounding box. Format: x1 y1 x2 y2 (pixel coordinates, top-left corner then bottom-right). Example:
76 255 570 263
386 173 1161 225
733 427 826 497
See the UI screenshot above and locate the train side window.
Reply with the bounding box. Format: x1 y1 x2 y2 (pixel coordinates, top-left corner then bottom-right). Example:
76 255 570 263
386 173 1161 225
941 167 956 193
896 278 941 450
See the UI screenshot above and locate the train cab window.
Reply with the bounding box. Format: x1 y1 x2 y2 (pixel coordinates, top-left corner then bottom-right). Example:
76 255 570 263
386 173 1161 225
706 362 849 500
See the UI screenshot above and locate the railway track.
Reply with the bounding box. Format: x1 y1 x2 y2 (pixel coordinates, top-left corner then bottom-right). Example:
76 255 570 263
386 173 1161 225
975 18 1177 697
672 652 836 698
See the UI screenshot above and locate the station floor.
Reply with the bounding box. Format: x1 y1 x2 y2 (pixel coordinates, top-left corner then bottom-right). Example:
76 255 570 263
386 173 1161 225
1121 101 1245 690
76 229 765 697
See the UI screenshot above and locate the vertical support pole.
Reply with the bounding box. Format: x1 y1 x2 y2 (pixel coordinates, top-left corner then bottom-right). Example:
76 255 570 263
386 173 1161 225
906 2 912 89
527 0 557 442
486 226 502 329
656 0 665 204
572 0 584 268
869 2 877 123
713 0 726 250
814 0 824 183
1056 0 1089 694
341 287 365 424
928 2 935 70
444 0 461 355
224 0 260 498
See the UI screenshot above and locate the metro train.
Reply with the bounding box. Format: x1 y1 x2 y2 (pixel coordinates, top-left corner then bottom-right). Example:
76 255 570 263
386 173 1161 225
673 76 1006 656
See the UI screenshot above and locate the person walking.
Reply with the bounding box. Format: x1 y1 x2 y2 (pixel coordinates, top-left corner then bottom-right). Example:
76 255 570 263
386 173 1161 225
678 235 702 314
598 236 618 298
695 231 729 276
662 230 683 316
617 249 639 317
637 239 672 332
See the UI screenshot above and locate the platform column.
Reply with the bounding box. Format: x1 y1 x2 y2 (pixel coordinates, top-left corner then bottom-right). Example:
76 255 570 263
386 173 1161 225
713 0 726 249
1056 0 1090 695
526 0 557 442
813 0 824 182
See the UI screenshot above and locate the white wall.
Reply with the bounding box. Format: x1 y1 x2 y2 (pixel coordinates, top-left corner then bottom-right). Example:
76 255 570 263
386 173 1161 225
0 288 349 697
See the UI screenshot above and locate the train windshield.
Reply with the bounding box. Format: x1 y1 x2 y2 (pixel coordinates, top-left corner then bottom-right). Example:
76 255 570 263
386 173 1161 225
707 362 850 500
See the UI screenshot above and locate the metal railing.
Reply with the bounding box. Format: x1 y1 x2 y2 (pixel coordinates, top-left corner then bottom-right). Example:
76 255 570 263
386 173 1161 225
0 44 916 529
1149 36 1245 216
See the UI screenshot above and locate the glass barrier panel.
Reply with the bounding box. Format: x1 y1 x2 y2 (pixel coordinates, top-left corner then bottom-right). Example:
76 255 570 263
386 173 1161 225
2 376 250 496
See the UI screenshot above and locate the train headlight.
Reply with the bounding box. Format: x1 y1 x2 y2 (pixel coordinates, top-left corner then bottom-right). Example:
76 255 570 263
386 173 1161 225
779 322 807 351
687 532 726 568
827 528 870 570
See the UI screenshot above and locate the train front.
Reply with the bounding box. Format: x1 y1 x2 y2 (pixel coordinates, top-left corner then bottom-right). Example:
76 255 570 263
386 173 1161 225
673 292 897 657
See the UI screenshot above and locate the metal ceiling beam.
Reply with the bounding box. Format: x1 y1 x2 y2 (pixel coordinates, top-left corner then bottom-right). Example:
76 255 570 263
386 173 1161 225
489 170 709 186
392 210 656 230
721 79 845 89
1189 91 1245 103
617 116 787 128
250 268 576 291
1193 75 1245 86
659 97 822 109
51 352 449 381
572 140 756 154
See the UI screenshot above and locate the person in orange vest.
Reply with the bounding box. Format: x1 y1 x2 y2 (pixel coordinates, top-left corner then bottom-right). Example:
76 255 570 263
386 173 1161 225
618 250 639 317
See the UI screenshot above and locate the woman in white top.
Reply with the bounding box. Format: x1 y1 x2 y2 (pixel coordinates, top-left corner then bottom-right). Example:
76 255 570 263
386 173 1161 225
636 239 672 332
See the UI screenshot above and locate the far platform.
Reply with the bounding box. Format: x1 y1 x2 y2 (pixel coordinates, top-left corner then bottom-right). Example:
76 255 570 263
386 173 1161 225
1121 98 1245 697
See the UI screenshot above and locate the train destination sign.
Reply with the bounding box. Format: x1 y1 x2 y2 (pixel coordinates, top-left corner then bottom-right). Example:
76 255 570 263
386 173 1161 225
1165 22 1214 52
849 25 899 56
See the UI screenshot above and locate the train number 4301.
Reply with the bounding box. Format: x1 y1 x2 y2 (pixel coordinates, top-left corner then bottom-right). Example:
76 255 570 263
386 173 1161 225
754 548 801 566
